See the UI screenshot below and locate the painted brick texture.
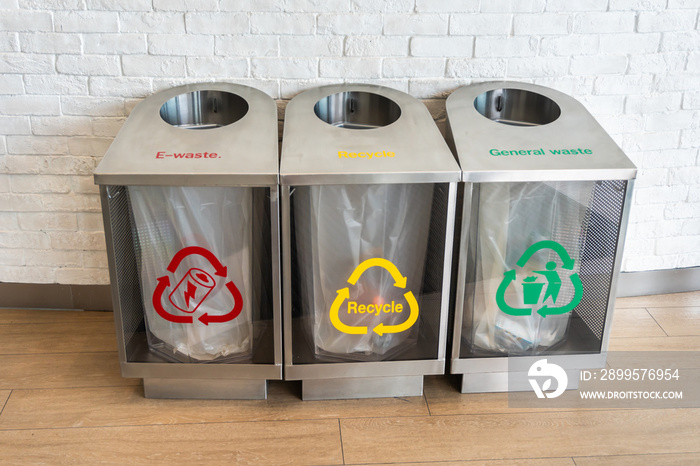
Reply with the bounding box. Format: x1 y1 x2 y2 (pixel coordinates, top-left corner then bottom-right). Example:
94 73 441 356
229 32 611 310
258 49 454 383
0 1 698 284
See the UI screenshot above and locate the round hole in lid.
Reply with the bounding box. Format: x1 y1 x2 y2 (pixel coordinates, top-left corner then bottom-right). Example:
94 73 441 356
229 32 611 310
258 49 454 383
474 88 561 127
160 90 248 130
314 91 401 130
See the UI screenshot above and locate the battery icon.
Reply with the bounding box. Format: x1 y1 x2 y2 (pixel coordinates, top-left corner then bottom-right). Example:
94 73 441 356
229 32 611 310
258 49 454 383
169 268 216 314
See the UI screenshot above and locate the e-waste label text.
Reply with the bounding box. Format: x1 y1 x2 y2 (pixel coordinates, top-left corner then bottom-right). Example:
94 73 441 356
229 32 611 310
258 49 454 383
156 151 220 159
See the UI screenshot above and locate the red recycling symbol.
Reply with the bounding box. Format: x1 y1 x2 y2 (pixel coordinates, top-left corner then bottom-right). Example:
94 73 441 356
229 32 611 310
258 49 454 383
152 246 243 326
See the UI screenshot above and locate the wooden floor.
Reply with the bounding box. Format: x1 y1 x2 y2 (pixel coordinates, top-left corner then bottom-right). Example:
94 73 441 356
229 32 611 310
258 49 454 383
1 292 699 465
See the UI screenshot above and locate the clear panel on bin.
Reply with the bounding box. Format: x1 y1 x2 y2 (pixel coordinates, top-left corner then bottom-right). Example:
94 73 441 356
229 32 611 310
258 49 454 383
106 185 274 365
290 183 449 363
460 180 627 358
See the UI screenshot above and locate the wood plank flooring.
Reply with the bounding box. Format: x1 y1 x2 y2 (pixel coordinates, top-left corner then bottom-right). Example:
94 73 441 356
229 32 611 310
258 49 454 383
1 291 699 465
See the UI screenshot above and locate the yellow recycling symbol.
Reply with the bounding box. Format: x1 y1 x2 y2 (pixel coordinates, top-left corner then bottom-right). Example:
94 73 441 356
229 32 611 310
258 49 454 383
330 258 419 335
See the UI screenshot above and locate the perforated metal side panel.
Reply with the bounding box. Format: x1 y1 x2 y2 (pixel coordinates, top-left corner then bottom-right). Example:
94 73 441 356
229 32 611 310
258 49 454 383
106 185 145 352
423 183 450 296
418 183 451 357
576 180 627 340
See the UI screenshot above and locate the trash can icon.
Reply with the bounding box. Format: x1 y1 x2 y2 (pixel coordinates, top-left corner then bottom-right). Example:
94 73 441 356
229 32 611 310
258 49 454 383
445 82 637 393
95 83 281 399
281 84 461 400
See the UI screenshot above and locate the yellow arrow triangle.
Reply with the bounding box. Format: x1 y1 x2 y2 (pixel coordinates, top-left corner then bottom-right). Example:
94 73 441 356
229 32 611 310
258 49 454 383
373 291 419 335
347 257 407 288
330 287 367 335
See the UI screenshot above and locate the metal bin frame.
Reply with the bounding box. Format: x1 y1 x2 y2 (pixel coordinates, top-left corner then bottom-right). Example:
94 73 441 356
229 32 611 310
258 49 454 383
94 82 282 399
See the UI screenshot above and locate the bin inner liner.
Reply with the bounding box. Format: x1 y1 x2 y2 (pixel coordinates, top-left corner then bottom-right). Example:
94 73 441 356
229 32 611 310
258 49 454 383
294 183 433 360
468 181 594 354
129 186 254 362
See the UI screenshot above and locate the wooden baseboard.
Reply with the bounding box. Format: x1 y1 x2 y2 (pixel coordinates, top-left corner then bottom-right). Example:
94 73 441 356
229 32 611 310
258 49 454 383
0 282 113 311
616 266 700 297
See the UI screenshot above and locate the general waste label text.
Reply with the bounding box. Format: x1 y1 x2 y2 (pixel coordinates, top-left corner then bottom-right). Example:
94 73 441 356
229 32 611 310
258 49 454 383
489 148 593 156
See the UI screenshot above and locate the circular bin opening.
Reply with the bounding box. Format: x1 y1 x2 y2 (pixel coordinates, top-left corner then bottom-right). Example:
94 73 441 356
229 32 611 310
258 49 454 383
474 88 560 127
314 91 401 130
160 90 248 129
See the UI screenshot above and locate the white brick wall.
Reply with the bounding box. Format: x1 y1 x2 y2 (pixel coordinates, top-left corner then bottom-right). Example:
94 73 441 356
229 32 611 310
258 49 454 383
0 1 698 285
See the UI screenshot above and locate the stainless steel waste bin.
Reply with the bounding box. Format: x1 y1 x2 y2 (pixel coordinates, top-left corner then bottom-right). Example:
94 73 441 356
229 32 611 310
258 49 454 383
281 84 461 400
446 81 637 393
94 83 281 399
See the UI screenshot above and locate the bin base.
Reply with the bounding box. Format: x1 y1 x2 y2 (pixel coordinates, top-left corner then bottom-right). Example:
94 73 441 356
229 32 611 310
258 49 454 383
143 378 268 400
459 371 580 393
302 375 423 400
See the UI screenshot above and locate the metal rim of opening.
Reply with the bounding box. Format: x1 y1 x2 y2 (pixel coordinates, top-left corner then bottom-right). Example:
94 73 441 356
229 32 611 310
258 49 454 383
474 88 561 127
160 90 249 130
314 91 401 130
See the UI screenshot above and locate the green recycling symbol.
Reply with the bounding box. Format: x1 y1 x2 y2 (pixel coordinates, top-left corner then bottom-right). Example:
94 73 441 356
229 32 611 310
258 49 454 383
496 240 583 318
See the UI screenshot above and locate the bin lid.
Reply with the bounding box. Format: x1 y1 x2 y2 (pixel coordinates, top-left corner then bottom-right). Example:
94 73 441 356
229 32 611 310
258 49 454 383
280 84 461 186
94 82 278 187
446 81 637 183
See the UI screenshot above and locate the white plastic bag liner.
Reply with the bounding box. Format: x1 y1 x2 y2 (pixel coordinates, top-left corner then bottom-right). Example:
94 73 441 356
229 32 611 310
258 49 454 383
295 183 433 360
129 186 253 362
469 181 593 355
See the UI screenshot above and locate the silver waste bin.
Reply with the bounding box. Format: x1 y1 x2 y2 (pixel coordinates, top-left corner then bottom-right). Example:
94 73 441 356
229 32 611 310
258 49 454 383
445 82 637 393
281 84 461 400
94 83 281 399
